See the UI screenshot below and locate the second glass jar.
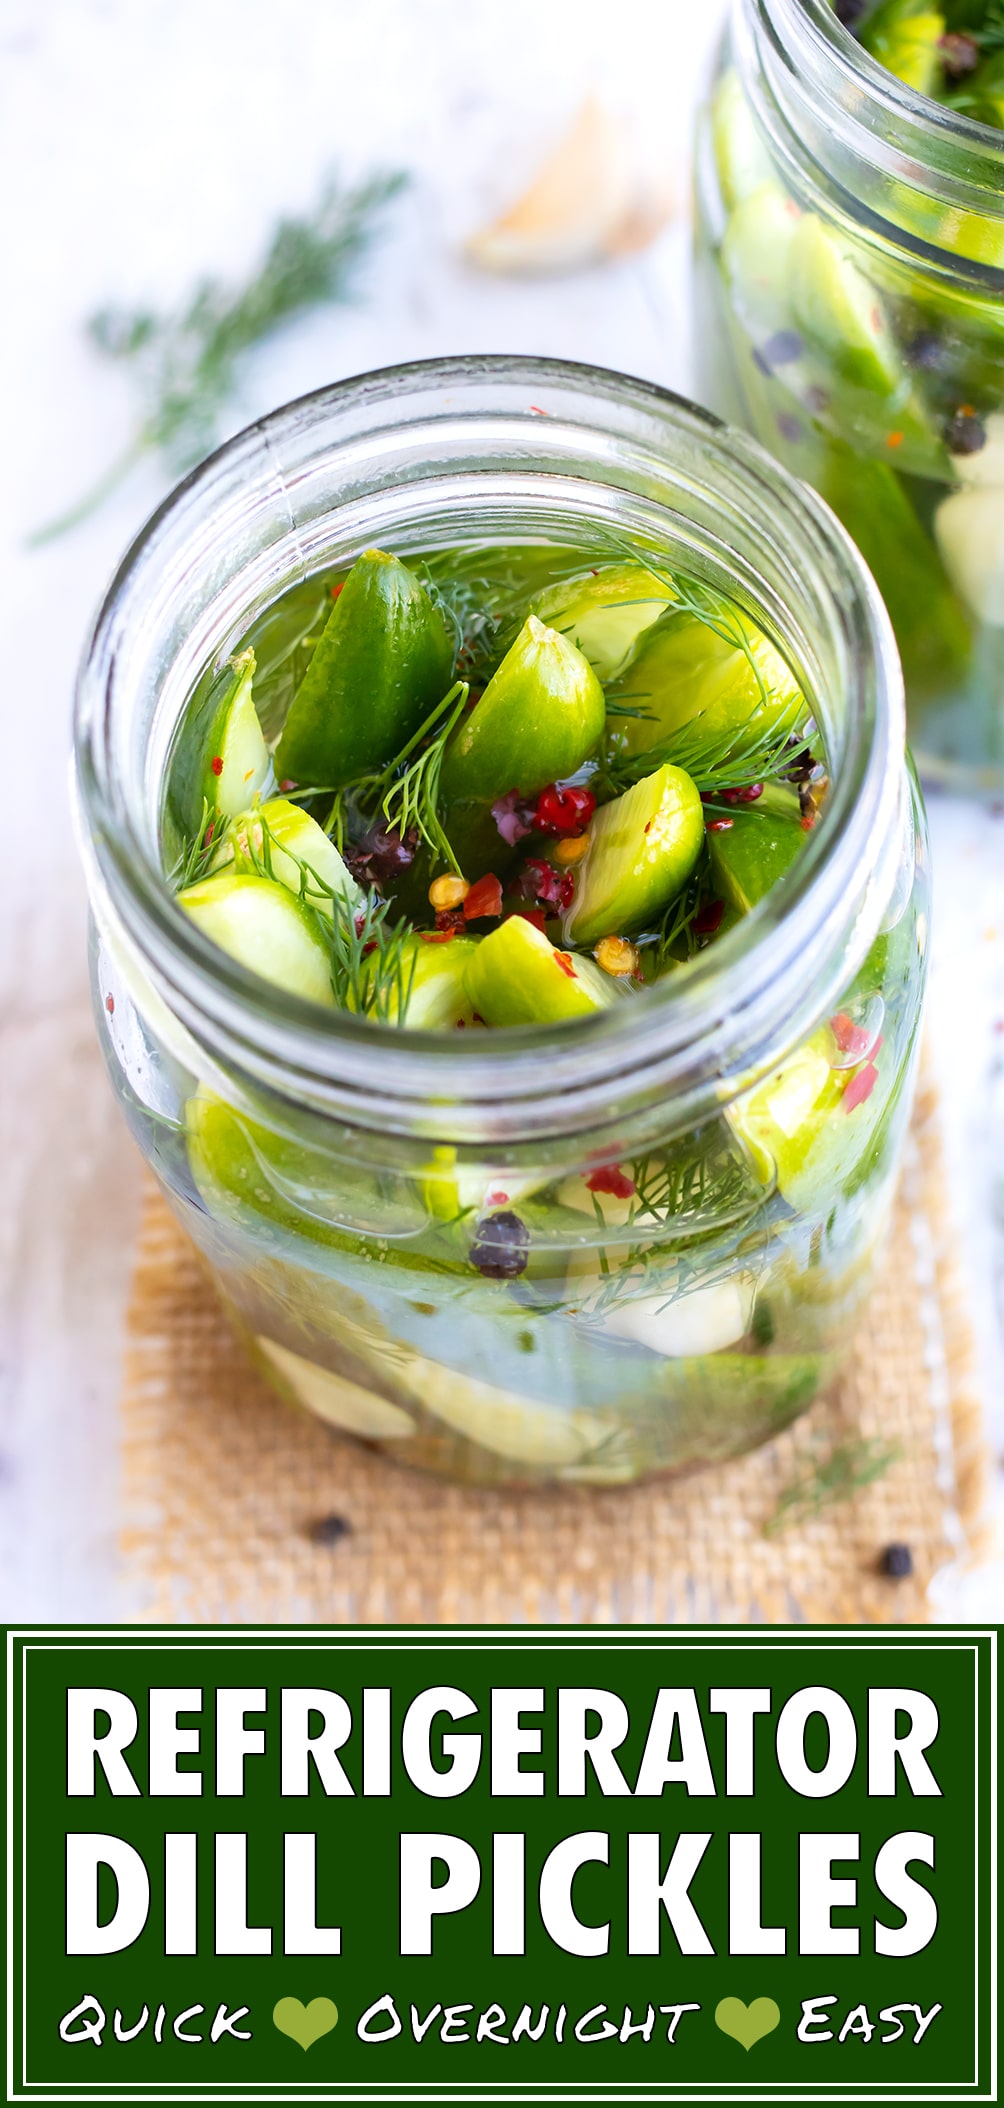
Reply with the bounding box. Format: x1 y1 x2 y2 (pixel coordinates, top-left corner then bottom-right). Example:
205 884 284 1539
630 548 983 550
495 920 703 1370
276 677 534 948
694 0 1004 792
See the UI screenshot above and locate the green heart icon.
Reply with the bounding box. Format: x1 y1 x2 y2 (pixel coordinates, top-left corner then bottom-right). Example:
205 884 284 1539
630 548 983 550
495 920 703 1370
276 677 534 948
715 1996 781 2051
272 1997 339 2051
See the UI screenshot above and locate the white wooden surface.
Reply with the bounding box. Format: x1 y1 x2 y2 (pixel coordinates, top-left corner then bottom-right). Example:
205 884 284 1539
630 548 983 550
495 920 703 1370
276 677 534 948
1 0 1002 1618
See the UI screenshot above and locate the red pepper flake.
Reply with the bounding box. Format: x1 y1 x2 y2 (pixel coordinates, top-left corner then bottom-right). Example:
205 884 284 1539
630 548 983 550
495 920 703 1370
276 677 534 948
422 928 457 944
485 1189 510 1206
831 1011 872 1059
205 820 215 843
716 783 763 805
644 820 653 834
586 1164 636 1199
842 1061 878 1113
533 783 596 837
330 581 345 598
554 950 578 980
463 872 504 921
210 756 224 777
870 306 882 335
105 994 115 1015
694 898 724 936
886 431 904 449
708 817 734 832
800 811 816 832
506 907 547 932
279 778 297 793
529 404 548 416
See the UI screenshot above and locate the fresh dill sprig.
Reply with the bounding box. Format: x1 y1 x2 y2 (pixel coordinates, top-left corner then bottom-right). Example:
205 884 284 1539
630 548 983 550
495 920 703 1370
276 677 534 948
171 798 220 890
327 890 417 1022
572 1129 772 1326
29 169 407 545
629 1129 766 1236
328 680 469 872
655 853 710 968
614 710 817 796
379 680 468 871
764 1437 902 1537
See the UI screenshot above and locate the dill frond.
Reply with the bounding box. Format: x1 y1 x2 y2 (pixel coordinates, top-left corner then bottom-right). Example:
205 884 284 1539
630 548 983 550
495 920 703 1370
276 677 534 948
29 169 407 544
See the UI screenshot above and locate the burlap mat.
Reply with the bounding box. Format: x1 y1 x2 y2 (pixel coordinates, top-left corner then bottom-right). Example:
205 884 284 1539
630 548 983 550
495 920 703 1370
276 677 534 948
120 1080 989 1624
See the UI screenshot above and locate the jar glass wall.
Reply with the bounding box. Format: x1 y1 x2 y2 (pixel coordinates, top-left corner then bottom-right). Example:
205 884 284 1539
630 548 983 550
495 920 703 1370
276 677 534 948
74 357 928 1488
694 0 1004 792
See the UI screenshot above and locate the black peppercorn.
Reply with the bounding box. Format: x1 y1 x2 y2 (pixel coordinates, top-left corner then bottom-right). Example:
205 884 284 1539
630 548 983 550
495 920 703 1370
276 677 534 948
834 0 866 21
880 1543 913 1579
945 407 987 456
469 1210 530 1279
307 1514 352 1546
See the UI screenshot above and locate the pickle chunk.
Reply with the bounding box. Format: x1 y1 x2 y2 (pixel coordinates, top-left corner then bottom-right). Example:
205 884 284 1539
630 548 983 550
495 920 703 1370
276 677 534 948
215 797 362 915
605 607 805 782
174 649 271 831
530 563 676 682
178 871 334 1005
464 916 622 1027
706 803 805 914
564 764 705 947
440 614 604 807
274 549 454 790
363 933 481 1029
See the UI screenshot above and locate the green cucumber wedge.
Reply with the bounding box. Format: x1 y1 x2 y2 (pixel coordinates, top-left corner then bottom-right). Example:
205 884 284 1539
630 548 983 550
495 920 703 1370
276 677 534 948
788 214 920 404
274 549 454 790
706 803 805 915
214 796 362 917
439 614 605 808
605 608 805 782
364 932 481 1029
464 915 623 1027
564 763 705 945
178 870 334 1005
174 648 271 831
529 563 677 682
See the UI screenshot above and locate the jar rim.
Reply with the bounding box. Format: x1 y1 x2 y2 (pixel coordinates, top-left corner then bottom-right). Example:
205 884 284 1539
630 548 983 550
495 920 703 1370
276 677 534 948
73 353 905 1146
746 0 1004 273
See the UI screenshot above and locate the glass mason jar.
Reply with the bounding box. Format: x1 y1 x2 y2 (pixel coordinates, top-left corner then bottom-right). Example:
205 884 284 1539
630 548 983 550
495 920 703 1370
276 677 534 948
693 0 1004 792
74 356 928 1489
